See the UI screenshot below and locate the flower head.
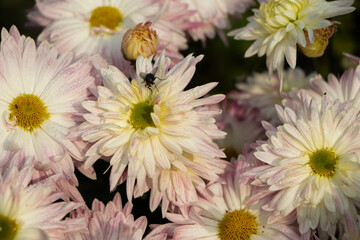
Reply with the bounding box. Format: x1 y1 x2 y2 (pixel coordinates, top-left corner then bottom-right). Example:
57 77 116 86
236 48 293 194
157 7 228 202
229 0 355 74
0 26 94 181
235 68 312 125
163 155 299 240
0 161 84 240
121 22 158 61
252 95 360 237
81 53 227 211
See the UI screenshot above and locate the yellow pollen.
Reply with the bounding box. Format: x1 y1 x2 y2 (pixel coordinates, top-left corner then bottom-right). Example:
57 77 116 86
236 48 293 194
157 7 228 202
0 214 20 240
89 6 123 30
9 94 50 132
308 148 338 177
218 209 259 240
129 101 155 130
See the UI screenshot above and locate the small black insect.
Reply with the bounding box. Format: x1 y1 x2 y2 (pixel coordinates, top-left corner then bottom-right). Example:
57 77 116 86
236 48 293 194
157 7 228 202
139 67 165 92
15 105 18 109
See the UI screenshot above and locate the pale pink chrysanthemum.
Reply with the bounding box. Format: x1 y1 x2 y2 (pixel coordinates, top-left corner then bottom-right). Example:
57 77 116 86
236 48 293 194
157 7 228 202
235 68 313 125
228 0 355 75
214 94 264 159
250 95 360 238
0 26 95 183
27 0 192 75
0 160 84 240
308 65 360 105
80 53 227 210
283 65 360 114
161 155 300 240
180 0 254 44
66 192 165 240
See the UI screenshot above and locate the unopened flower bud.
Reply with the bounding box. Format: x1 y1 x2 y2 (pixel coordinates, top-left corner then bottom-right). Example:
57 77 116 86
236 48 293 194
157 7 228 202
299 22 338 58
121 22 158 61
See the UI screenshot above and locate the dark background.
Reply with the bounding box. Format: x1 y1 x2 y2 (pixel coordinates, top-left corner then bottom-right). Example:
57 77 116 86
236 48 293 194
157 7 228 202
1 0 360 232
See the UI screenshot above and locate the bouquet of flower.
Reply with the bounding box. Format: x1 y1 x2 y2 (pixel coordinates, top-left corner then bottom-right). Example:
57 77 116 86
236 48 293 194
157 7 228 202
0 0 359 239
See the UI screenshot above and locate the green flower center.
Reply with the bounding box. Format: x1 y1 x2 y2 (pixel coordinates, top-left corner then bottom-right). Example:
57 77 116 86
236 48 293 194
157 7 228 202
0 214 20 240
218 209 259 240
89 6 123 30
129 101 155 130
9 94 50 132
308 148 339 177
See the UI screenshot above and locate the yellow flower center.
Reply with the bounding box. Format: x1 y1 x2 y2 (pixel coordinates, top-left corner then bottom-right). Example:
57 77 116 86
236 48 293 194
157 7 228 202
89 6 123 30
261 0 308 29
0 214 20 240
308 148 339 177
9 94 50 132
218 209 259 240
129 101 155 130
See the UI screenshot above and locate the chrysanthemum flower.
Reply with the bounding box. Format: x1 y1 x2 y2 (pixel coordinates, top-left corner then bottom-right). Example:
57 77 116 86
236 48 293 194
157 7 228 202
0 26 94 181
251 95 360 237
229 0 355 74
0 161 84 240
66 192 165 240
80 53 227 210
28 0 192 75
162 155 300 240
308 65 360 105
235 68 312 125
181 0 254 43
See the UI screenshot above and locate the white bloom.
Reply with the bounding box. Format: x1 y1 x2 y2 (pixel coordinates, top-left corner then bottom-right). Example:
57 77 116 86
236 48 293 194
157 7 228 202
0 161 84 240
0 26 94 181
229 0 355 74
81 53 226 210
251 95 360 237
236 68 313 124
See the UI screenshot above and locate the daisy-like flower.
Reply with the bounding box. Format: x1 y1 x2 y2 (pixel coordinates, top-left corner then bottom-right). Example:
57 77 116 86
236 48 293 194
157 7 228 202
66 192 164 240
307 65 360 106
228 0 355 75
0 160 84 240
251 95 360 237
80 53 227 210
163 155 300 240
0 26 95 181
28 0 192 75
235 68 312 125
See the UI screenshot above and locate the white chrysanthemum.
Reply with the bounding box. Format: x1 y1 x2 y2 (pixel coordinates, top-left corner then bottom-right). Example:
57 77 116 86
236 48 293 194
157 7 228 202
0 26 94 180
308 65 360 104
251 95 360 237
80 53 226 206
0 161 84 240
164 156 300 240
228 0 355 74
236 68 313 124
283 65 360 115
28 0 190 75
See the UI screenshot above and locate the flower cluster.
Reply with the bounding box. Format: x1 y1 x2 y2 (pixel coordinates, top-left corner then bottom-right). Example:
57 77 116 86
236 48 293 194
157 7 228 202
0 0 358 239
